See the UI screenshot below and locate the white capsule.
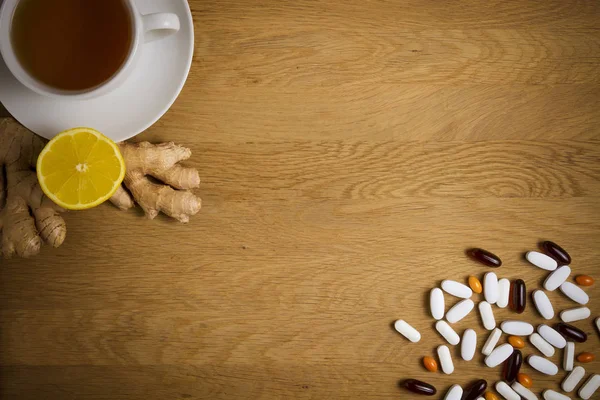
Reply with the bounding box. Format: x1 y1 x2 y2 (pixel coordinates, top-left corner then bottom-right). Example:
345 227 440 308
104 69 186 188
496 381 520 400
563 342 574 372
542 389 571 400
559 282 589 305
485 343 514 367
444 384 463 400
461 329 477 361
497 278 510 308
533 290 555 320
511 382 537 400
562 366 585 392
538 324 566 349
482 328 502 356
528 355 558 375
446 299 474 323
478 301 496 330
435 320 460 345
529 333 555 357
544 265 571 291
560 307 590 323
441 280 473 299
437 344 454 374
596 317 600 334
393 320 421 342
501 320 533 336
483 272 499 304
579 374 600 400
430 288 445 320
526 251 558 271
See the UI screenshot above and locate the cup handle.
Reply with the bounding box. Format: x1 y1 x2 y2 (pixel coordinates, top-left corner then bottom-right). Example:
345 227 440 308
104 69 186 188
142 13 180 43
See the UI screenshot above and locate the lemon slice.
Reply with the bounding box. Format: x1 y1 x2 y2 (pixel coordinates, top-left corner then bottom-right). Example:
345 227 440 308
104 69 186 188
37 127 125 210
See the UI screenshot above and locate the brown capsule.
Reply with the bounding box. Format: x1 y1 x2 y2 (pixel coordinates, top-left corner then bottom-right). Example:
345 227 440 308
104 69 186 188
577 352 595 363
555 323 587 343
517 373 532 388
403 379 436 396
468 276 483 294
508 336 525 349
422 356 438 372
575 275 594 286
502 349 522 384
484 392 499 400
467 248 502 267
541 240 571 265
462 379 487 400
510 279 526 314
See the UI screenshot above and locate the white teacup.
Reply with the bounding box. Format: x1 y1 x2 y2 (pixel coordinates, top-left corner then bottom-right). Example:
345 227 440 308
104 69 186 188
0 0 180 100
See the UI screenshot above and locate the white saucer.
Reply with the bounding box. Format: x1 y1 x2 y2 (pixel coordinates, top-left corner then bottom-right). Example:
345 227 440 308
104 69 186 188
0 0 194 142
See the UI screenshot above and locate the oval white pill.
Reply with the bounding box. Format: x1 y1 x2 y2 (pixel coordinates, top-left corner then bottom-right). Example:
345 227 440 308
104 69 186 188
446 299 474 323
482 328 502 356
483 272 499 304
544 265 571 291
485 343 513 367
430 288 445 320
596 316 600 333
441 280 473 299
563 342 574 372
526 251 558 271
501 320 533 336
496 381 520 400
511 382 537 400
560 282 589 305
444 384 462 400
560 307 590 323
529 333 555 357
393 319 421 342
461 329 477 361
542 389 570 400
533 290 555 320
537 324 566 349
437 344 454 374
497 278 510 308
562 365 585 392
436 320 460 345
478 301 496 330
528 355 558 375
579 374 600 400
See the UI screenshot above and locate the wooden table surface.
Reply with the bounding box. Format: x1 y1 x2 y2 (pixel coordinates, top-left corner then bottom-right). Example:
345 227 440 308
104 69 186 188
2 1 600 399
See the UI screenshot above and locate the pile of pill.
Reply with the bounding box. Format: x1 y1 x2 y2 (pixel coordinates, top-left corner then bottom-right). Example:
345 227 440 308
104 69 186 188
394 241 599 400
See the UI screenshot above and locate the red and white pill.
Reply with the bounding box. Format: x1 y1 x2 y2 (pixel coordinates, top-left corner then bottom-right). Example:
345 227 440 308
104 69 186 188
533 290 554 320
579 374 600 400
526 251 558 271
511 382 536 400
430 288 445 320
482 328 502 356
559 282 589 305
501 321 533 336
441 280 473 299
538 324 566 349
528 355 558 375
484 272 499 304
478 301 496 330
529 333 555 357
394 320 421 343
446 299 474 323
544 265 571 291
461 329 477 361
436 320 460 345
562 365 585 392
444 384 463 400
485 343 514 367
560 307 590 323
563 342 574 372
542 390 570 400
495 381 520 400
497 278 510 308
437 345 454 374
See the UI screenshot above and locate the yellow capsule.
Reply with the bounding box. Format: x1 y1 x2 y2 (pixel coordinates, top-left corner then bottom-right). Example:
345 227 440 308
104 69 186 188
508 336 525 349
517 373 533 388
422 356 438 372
484 391 499 400
468 276 483 294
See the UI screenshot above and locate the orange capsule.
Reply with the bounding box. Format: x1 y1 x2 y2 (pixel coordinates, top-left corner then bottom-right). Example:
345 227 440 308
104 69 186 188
517 373 533 388
575 275 594 286
577 352 595 363
468 276 483 294
484 392 499 400
422 356 438 372
508 336 525 349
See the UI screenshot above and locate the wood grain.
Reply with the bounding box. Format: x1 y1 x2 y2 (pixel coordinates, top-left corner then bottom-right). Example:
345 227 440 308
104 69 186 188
1 0 600 399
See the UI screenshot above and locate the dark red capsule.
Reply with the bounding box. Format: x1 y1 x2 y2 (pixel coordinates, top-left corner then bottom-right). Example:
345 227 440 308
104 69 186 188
467 248 502 267
502 350 523 384
461 379 487 400
555 323 587 343
403 379 436 396
541 241 571 265
510 279 526 314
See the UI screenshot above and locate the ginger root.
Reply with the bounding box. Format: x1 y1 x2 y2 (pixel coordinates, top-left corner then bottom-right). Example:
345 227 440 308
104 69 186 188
0 119 66 258
109 142 201 222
